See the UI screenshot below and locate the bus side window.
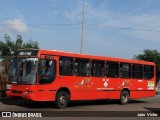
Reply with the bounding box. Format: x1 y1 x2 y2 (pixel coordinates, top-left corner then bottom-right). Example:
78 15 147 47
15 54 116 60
106 62 119 78
120 63 131 78
92 60 105 77
144 65 154 79
75 59 90 77
132 64 143 79
59 57 74 76
39 59 56 84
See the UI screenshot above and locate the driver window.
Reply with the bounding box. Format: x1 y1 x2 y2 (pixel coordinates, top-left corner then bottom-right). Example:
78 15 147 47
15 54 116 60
39 59 56 84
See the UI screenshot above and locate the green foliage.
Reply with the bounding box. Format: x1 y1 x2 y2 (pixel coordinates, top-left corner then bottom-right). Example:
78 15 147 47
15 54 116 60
134 49 160 85
0 34 39 62
0 34 12 61
15 35 23 49
134 49 160 69
23 39 39 49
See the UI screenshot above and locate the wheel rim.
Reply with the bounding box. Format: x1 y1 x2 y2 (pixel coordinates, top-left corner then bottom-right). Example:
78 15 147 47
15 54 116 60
59 96 66 105
122 93 128 103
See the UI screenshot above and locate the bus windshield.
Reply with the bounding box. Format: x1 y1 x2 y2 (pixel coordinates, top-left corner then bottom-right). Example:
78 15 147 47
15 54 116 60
8 58 38 84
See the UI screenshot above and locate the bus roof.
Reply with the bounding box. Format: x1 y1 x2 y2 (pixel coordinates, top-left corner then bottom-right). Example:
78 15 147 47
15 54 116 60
38 49 155 66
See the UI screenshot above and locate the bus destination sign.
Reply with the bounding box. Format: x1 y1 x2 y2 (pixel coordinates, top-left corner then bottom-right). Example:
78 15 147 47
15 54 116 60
19 51 32 56
14 50 38 56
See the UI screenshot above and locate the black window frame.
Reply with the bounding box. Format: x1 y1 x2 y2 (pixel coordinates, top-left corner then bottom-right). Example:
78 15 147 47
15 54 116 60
120 63 131 78
106 62 119 78
91 60 105 77
59 56 74 76
132 64 143 79
75 58 91 77
144 65 154 80
39 59 56 84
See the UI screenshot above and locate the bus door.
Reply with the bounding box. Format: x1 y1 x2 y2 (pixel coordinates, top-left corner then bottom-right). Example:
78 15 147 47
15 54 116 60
37 54 57 101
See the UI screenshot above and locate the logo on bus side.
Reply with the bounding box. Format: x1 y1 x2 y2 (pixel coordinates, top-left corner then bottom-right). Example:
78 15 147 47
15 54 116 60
74 78 93 88
117 79 132 88
97 78 115 90
103 78 109 88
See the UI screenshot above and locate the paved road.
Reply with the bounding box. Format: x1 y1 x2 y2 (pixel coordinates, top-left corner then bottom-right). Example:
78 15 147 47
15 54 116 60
0 95 159 119
0 95 159 111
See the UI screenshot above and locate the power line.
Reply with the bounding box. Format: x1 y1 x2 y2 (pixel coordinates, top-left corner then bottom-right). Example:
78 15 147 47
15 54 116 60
85 23 160 33
0 23 81 26
0 22 160 32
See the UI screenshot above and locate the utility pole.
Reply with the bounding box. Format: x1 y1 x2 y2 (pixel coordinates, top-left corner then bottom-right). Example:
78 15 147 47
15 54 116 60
80 2 87 54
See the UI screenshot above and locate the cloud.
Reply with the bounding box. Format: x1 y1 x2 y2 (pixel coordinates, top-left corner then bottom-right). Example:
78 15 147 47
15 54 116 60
0 18 29 33
6 19 28 33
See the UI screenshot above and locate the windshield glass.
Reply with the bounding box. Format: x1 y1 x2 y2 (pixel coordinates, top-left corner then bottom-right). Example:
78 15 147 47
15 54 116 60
8 58 38 84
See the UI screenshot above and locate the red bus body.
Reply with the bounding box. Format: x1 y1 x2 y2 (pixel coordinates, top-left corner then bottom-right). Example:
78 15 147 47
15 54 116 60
6 49 156 105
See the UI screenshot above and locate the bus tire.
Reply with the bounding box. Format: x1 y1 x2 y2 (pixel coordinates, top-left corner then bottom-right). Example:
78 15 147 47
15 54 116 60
55 91 69 109
120 90 130 105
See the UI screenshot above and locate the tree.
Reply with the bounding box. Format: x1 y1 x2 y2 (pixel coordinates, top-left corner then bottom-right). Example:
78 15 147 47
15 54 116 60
0 34 13 61
0 34 39 74
134 49 160 85
0 34 39 62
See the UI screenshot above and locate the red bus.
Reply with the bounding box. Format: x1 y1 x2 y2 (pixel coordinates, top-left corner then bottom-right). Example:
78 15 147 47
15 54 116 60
6 49 156 108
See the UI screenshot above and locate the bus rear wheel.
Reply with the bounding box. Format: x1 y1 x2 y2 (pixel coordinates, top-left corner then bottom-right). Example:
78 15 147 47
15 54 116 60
55 91 69 109
120 90 130 105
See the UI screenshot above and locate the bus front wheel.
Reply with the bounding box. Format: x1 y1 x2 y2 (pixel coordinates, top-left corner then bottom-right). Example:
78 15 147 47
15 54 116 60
55 91 69 109
120 90 130 105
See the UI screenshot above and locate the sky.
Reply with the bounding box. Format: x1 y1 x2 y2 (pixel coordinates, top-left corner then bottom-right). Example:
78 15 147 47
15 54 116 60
0 0 160 59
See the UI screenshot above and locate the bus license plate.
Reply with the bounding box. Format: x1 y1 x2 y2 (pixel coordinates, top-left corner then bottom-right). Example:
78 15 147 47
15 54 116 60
6 84 12 89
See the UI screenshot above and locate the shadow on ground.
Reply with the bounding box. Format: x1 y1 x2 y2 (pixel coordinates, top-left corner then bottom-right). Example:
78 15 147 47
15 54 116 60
0 97 148 109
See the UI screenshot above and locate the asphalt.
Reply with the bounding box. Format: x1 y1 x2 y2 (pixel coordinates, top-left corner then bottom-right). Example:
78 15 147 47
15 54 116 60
0 95 160 119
